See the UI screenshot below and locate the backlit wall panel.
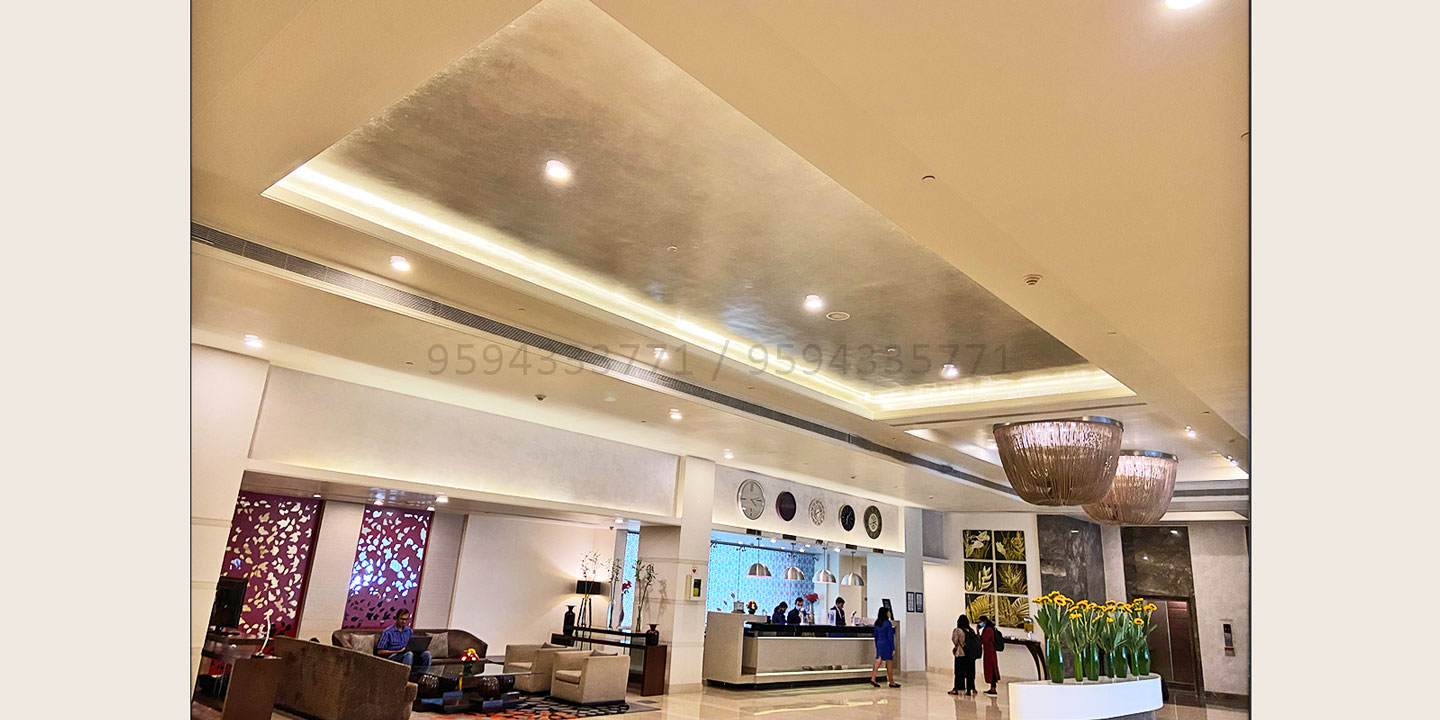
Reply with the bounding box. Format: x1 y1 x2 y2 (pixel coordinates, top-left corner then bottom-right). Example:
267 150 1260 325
706 542 818 618
343 507 432 628
219 491 322 637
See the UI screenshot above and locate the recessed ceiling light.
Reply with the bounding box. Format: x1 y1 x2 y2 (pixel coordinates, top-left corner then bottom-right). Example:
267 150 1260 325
603 395 616 403
544 160 571 180
669 408 683 420
665 245 678 253
804 294 823 311
243 333 263 349
1165 0 1205 9
312 493 322 498
435 495 449 504
940 363 960 380
615 517 625 524
825 311 850 322
374 499 384 506
390 255 411 271
723 449 734 460
427 506 436 512
1227 456 1239 467
1185 425 1198 439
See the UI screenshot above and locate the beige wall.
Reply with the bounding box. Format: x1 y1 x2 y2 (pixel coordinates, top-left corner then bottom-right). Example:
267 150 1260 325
448 514 618 655
190 345 270 677
1189 523 1249 696
295 500 365 642
415 511 466 628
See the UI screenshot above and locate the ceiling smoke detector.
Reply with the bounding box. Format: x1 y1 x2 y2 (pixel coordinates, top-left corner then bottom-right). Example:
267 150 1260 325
1023 274 1042 286
825 311 850 321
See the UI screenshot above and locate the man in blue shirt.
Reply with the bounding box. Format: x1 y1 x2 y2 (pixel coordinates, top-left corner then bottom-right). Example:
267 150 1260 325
375 609 430 673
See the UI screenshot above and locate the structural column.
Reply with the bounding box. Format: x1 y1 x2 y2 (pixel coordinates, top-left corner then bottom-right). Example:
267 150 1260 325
636 456 714 692
190 345 269 679
901 506 927 674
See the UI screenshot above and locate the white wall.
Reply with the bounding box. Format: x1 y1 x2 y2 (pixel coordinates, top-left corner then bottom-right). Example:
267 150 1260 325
924 511 1042 682
191 345 270 677
415 511 466 628
449 514 618 655
1189 524 1249 696
250 367 678 517
712 465 903 551
296 500 366 641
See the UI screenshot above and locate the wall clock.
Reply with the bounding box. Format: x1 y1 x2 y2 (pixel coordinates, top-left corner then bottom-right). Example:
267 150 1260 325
863 505 883 539
808 498 826 526
839 504 856 531
776 491 797 521
737 479 766 520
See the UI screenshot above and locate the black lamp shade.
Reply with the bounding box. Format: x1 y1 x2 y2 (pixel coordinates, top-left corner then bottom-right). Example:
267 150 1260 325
575 580 603 595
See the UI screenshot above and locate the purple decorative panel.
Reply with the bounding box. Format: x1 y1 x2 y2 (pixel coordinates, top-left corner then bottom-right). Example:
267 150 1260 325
219 491 321 638
343 507 432 628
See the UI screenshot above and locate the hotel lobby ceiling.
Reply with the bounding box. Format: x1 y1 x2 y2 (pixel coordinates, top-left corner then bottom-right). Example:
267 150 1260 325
191 0 1248 508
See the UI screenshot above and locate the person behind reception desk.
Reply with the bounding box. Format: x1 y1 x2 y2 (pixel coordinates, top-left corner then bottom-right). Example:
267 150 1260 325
978 615 1000 696
786 597 804 624
827 597 847 625
770 601 789 624
868 606 899 688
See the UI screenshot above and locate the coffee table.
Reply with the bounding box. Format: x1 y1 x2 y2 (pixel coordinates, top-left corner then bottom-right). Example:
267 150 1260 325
413 664 532 714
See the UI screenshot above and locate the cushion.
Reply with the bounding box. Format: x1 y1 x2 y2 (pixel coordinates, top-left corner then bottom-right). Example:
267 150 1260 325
428 633 448 658
554 669 582 685
350 633 376 655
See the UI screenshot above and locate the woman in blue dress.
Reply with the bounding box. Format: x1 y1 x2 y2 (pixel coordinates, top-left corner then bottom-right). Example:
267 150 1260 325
869 606 900 688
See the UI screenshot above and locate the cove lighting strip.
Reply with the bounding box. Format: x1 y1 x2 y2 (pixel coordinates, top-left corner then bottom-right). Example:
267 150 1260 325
270 166 1129 415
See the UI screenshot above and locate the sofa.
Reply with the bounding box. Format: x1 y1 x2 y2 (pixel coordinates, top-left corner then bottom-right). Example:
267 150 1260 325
549 650 630 705
331 627 488 665
272 637 417 720
502 643 591 693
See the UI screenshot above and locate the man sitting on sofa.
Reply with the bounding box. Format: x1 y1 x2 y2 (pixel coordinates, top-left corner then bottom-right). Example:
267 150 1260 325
375 609 431 673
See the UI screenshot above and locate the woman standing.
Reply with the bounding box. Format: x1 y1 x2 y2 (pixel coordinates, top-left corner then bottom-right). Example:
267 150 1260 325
949 614 979 696
978 615 1000 695
868 606 900 688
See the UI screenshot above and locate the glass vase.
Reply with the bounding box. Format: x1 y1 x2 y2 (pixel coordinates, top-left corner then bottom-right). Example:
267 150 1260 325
1046 639 1064 683
1073 646 1085 683
1086 646 1101 682
1111 647 1129 678
1133 645 1151 676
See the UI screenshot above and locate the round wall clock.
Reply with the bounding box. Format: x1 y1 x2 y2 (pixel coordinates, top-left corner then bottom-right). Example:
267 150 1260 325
839 504 856 531
808 498 826 526
737 479 766 520
776 491 797 521
863 505 883 539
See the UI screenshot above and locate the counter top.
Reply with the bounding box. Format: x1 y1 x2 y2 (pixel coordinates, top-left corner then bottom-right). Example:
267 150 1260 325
1008 674 1163 720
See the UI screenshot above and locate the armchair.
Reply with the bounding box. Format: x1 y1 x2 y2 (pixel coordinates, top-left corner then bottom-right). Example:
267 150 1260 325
503 643 590 693
549 651 629 705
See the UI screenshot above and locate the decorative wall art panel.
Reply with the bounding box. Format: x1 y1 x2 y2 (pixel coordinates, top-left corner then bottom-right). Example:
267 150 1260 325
343 507 433 628
963 528 1030 629
219 491 322 638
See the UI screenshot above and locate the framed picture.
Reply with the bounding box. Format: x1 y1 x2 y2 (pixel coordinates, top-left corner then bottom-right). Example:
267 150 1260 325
906 592 915 613
915 593 924 613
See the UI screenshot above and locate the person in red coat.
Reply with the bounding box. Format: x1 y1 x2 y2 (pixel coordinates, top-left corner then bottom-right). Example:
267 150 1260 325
978 615 1000 695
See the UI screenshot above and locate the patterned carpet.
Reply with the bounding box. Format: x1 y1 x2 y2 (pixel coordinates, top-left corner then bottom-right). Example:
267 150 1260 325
414 694 658 718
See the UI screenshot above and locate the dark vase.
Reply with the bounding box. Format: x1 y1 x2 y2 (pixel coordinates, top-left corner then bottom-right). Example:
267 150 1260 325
563 605 576 635
645 624 660 646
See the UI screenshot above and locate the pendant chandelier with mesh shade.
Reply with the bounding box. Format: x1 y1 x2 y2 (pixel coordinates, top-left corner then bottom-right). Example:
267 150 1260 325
1082 450 1179 525
747 562 772 578
993 416 1125 506
814 569 837 584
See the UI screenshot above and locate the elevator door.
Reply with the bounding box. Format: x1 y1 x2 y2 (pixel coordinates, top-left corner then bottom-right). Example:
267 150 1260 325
1146 599 1200 693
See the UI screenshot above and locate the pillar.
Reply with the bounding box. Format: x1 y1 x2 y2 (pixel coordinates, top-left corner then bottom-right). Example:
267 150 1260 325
190 345 270 679
636 456 714 692
901 506 927 674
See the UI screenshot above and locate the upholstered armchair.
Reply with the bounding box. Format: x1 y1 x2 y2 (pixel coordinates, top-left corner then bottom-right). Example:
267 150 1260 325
549 651 629 705
503 643 590 693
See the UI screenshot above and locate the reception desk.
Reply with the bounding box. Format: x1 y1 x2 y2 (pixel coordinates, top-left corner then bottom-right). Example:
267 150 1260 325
1008 675 1163 720
703 612 895 686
